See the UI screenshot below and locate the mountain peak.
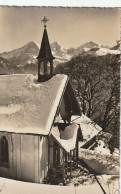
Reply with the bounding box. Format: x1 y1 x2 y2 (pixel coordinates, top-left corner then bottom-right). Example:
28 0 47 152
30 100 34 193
21 41 40 50
51 41 61 46
0 41 40 59
80 41 99 48
51 41 66 55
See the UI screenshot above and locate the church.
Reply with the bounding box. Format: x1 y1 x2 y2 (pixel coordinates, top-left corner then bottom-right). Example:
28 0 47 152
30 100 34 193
0 17 101 184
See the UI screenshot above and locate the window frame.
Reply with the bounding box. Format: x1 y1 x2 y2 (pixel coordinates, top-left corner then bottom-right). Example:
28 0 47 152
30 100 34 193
0 135 9 168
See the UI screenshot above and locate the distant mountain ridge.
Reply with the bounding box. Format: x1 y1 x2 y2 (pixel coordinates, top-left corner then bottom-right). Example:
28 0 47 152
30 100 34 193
67 41 99 56
0 41 40 59
0 40 120 74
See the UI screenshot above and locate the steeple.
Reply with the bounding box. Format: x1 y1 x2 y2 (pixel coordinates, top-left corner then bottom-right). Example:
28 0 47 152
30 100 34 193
37 16 55 82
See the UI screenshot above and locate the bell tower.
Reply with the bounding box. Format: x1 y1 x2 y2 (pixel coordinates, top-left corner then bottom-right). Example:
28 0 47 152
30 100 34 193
37 16 55 82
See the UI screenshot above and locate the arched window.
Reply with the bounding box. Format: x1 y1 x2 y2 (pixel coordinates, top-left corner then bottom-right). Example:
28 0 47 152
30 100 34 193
40 62 44 75
0 136 8 164
47 61 51 75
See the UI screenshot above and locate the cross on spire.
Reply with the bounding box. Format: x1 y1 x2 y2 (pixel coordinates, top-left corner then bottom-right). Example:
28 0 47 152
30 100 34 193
41 16 49 28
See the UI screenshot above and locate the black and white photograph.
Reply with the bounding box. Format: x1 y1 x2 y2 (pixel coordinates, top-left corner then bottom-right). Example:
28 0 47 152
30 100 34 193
0 6 120 194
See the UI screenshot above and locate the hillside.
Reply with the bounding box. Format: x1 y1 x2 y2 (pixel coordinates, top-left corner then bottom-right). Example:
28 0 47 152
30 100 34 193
0 57 10 74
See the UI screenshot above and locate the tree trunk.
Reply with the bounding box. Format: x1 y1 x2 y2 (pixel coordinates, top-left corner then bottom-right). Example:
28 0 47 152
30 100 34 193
82 98 86 114
102 87 114 131
88 100 91 118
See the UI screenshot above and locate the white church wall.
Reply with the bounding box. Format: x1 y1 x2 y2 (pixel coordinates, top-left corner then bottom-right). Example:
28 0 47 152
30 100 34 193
0 132 40 183
15 134 40 183
39 136 48 183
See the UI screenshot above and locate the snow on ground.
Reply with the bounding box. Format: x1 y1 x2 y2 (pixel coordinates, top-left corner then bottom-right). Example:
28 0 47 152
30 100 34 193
79 148 119 175
96 175 119 194
32 55 37 59
0 177 75 194
113 148 119 157
27 59 36 64
0 175 118 194
27 60 32 64
94 140 110 154
65 168 119 194
75 117 119 176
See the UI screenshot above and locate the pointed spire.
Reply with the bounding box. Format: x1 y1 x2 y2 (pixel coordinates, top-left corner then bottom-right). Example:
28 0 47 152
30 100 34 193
37 28 54 60
37 17 55 82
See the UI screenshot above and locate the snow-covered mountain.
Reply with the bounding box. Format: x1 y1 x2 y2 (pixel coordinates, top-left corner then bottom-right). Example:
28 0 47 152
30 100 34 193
51 41 120 59
0 40 120 74
67 41 100 56
0 41 40 74
51 42 71 64
0 41 40 59
94 47 120 56
67 41 120 57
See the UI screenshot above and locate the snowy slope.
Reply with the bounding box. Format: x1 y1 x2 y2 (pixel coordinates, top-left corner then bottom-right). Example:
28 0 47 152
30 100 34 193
80 43 120 56
79 148 119 175
96 47 120 56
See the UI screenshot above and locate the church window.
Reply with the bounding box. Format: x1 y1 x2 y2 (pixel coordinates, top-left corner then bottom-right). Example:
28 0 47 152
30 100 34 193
0 136 9 164
40 62 44 75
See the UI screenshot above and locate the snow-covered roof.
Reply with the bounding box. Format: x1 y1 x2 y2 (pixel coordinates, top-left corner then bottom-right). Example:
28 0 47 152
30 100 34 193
0 74 68 135
51 124 79 152
71 114 102 147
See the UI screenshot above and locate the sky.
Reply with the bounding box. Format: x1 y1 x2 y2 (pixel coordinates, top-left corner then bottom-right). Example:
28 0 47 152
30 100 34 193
0 7 120 52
